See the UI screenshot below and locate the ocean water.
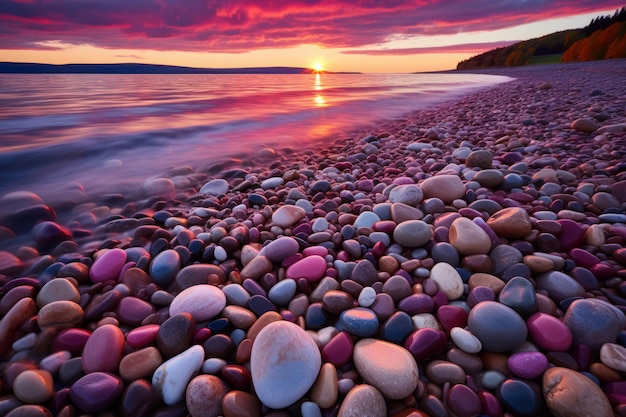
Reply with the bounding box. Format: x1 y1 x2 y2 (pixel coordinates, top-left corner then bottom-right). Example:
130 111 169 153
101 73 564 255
0 72 511 201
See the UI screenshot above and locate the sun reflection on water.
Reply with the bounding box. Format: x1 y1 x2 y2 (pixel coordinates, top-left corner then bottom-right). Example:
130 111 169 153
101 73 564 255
313 73 326 106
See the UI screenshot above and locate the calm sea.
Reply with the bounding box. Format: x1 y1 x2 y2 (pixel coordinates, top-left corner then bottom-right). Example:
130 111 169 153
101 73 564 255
0 73 511 201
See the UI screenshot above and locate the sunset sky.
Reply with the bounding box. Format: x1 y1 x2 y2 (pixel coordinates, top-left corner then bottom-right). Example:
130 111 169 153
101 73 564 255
0 1 623 73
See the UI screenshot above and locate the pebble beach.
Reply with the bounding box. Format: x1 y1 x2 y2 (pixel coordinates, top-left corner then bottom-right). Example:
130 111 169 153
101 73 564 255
0 59 625 417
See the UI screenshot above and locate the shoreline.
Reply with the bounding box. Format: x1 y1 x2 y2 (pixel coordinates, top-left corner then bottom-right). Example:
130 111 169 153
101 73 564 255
0 59 625 416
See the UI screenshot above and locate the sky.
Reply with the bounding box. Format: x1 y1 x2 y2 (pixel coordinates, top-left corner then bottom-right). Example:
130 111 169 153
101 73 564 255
0 1 623 73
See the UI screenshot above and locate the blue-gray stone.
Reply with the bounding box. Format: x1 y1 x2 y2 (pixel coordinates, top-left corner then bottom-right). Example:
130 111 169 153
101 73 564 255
338 307 379 337
563 298 621 351
149 249 181 286
498 277 537 316
381 311 413 344
497 379 540 417
467 301 527 352
599 213 626 223
268 279 297 306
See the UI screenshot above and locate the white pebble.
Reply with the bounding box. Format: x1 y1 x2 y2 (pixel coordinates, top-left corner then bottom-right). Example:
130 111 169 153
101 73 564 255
214 246 228 261
358 287 377 307
450 327 482 353
202 358 227 374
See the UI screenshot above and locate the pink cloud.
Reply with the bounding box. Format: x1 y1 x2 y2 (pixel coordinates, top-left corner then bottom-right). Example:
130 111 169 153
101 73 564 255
0 0 622 52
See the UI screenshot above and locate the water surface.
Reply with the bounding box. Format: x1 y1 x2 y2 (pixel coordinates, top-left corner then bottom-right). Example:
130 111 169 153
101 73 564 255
0 73 511 200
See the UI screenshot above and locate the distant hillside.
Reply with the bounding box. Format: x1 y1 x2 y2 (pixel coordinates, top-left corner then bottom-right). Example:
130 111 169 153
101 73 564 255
457 7 626 69
0 62 355 74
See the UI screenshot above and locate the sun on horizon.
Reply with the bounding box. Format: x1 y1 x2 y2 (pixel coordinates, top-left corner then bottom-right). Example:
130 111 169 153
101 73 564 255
313 62 324 73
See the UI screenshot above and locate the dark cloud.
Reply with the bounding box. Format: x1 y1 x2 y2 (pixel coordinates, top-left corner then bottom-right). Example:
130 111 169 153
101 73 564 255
0 0 621 52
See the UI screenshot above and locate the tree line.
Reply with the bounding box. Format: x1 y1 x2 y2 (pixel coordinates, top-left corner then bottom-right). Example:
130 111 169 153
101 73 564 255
457 7 626 70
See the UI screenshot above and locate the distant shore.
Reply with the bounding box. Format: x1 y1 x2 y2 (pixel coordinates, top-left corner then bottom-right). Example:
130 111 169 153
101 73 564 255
0 59 625 416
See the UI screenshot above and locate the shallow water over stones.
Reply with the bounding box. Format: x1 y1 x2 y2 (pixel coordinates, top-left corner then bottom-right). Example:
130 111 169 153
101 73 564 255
0 60 625 416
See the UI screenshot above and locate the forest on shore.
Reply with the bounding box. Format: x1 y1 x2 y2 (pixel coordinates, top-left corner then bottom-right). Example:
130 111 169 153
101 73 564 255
457 7 626 70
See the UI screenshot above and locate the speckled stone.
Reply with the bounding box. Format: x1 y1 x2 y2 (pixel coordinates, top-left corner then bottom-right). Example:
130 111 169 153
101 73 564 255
563 299 621 351
389 184 423 206
250 321 321 409
543 367 613 417
535 270 585 303
353 338 419 399
337 384 387 417
507 351 548 380
186 375 229 417
338 307 380 337
467 301 527 352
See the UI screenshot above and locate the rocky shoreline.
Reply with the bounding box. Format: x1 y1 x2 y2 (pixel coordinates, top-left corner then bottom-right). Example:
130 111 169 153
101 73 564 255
0 59 625 417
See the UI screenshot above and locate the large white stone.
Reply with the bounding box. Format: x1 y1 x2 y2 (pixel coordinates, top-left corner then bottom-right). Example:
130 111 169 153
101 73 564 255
429 262 464 300
169 285 226 322
153 345 204 405
251 321 321 409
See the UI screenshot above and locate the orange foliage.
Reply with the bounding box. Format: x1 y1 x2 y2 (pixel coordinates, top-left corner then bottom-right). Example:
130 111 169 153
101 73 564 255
562 21 626 61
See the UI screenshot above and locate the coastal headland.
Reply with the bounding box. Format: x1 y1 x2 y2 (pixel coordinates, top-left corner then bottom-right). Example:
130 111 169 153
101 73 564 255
0 59 625 416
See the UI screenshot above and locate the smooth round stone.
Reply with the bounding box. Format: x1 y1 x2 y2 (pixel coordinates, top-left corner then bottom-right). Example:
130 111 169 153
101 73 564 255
404 328 447 360
70 372 124 414
321 331 353 367
338 307 379 337
337 384 386 417
301 401 321 417
82 324 125 373
272 205 306 228
467 301 527 352
126 324 160 348
535 270 585 303
36 278 80 307
121 379 160 417
527 312 572 351
353 338 418 399
351 260 379 287
156 313 196 359
5 405 53 417
426 360 465 385
557 219 585 251
466 149 493 169
600 343 626 372
467 286 495 308
200 179 229 196
381 275 412 302
420 175 465 203
474 169 504 187
310 362 338 409
570 117 598 133
33 221 71 251
89 248 127 283
381 311 412 344
149 249 181 286
153 345 205 405
222 390 262 417
37 300 83 330
261 177 284 190
490 245 523 275
353 211 381 230
393 220 432 248
358 287 377 307
564 299 621 351
390 202 424 223
0 297 35 357
117 296 156 326
445 383 482 417
169 284 226 322
144 177 176 198
51 328 90 355
186 375 229 417
250 321 321 409
543 367 613 417
429 262 464 300
498 276 537 316
449 217 491 255
450 327 482 353
13 369 54 404
431 242 460 266
119 346 162 381
267 279 297 306
240 256 273 280
486 207 532 239
259 237 299 262
497 379 540 417
389 184 423 206
286 255 326 282
175 264 227 289
437 305 468 333
507 351 548 380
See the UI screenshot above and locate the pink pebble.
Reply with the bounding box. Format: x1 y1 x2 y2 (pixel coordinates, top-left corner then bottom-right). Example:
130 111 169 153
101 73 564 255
507 351 548 380
321 331 353 367
82 324 125 373
303 246 328 257
281 253 303 269
526 312 573 351
89 248 127 283
286 255 327 282
53 328 91 355
126 324 160 348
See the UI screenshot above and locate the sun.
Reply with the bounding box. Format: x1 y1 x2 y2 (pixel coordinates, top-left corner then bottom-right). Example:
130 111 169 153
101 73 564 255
313 61 324 73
